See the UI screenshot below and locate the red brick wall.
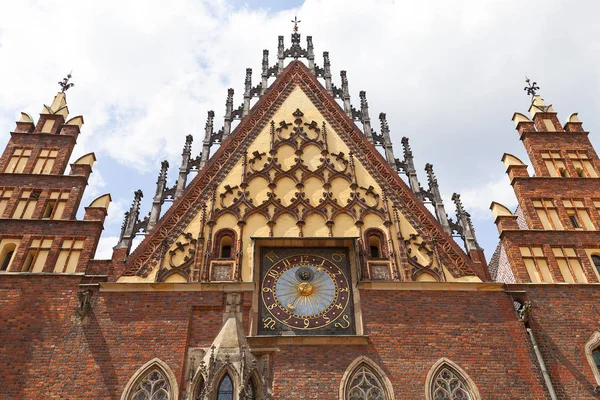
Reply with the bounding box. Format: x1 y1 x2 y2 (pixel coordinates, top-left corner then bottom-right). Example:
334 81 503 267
507 284 600 399
2 277 561 399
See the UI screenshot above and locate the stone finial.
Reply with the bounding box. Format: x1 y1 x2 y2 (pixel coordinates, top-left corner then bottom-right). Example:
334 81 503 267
183 134 193 155
323 51 332 94
200 110 215 170
401 137 413 159
424 163 437 186
158 160 169 182
424 163 451 234
115 189 143 251
243 68 252 117
307 36 315 74
340 71 352 118
452 193 480 251
400 137 421 195
378 112 395 166
175 135 193 199
358 91 373 142
223 89 234 139
148 161 169 231
277 36 285 73
261 50 269 95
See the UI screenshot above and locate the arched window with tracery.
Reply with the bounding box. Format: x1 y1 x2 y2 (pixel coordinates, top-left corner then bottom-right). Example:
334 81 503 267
121 358 178 400
340 356 394 400
425 358 480 400
130 369 170 400
213 229 236 259
217 374 234 400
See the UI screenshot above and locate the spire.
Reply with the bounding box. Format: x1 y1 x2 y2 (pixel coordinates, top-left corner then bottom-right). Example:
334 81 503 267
379 112 395 165
223 89 234 139
277 36 285 74
175 134 193 199
401 137 421 195
243 68 252 117
200 111 214 169
359 91 374 142
323 51 332 95
452 193 480 252
340 71 352 118
425 163 451 234
116 189 143 252
147 161 169 231
307 36 315 74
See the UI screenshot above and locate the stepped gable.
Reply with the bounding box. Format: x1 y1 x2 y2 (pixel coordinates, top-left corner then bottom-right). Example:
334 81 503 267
121 60 481 280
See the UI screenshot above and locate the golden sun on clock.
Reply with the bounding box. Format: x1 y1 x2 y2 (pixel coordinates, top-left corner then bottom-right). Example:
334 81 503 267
261 252 351 330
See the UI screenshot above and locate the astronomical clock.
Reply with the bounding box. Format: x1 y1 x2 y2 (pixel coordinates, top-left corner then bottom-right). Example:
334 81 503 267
258 247 355 335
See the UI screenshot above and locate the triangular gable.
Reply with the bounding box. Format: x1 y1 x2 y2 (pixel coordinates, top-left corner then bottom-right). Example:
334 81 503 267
121 61 478 279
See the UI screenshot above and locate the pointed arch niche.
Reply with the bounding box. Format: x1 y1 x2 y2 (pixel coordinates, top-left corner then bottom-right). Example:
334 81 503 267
339 356 394 400
585 330 600 385
121 358 179 400
425 358 481 400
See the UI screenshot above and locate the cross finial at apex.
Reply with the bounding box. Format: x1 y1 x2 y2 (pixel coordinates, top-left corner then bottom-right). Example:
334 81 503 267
291 16 301 32
58 71 74 93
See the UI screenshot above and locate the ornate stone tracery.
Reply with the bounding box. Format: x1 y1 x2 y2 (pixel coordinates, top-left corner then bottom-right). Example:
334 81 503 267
123 62 479 282
340 356 394 400
121 358 179 400
425 358 480 400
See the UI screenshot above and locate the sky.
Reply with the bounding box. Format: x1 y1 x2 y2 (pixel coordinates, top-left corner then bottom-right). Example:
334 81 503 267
1 0 600 260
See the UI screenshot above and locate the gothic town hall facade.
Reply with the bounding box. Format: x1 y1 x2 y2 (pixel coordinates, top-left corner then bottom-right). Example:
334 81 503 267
2 27 600 400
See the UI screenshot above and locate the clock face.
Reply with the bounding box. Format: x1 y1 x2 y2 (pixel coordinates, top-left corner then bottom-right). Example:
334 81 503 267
259 247 355 335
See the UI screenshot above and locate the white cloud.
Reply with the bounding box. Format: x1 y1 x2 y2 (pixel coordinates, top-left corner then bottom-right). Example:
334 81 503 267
1 0 600 255
94 236 118 259
445 176 518 222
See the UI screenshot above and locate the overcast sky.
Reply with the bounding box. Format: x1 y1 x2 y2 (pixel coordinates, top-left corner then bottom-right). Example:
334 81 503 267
1 0 599 260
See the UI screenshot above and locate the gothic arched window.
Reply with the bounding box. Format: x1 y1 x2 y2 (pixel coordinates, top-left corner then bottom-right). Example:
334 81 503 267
121 358 177 400
425 358 480 400
214 228 236 259
130 369 170 400
245 378 257 400
347 365 385 400
585 330 600 385
364 229 387 259
340 357 394 400
217 374 234 400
